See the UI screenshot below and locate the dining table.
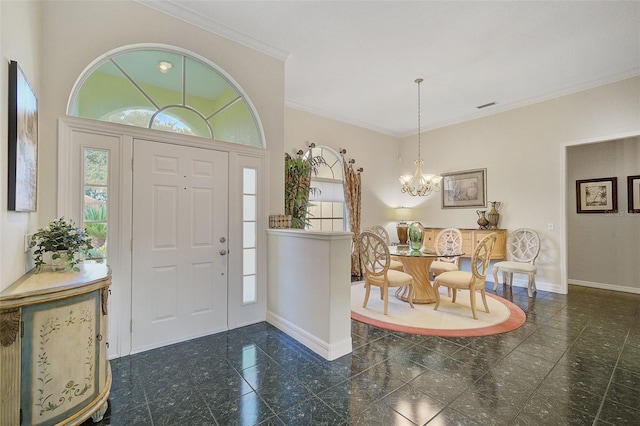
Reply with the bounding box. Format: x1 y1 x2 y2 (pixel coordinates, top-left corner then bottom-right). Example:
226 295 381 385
389 245 463 304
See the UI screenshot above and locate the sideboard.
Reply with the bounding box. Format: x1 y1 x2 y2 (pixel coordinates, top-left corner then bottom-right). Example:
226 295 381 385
421 228 507 260
0 263 111 425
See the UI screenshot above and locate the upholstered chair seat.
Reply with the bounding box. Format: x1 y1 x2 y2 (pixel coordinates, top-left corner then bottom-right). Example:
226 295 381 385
433 233 498 320
359 231 415 315
429 228 463 278
492 228 540 298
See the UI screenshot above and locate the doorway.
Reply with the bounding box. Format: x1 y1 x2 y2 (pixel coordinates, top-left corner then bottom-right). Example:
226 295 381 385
131 139 229 352
59 118 268 358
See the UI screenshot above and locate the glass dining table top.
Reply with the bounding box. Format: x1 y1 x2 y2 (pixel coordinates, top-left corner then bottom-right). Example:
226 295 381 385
389 245 463 258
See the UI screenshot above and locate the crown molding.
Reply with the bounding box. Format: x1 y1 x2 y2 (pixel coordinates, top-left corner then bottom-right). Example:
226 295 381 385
136 0 290 61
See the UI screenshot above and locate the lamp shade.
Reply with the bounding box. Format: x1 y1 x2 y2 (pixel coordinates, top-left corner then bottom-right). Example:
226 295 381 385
394 207 412 222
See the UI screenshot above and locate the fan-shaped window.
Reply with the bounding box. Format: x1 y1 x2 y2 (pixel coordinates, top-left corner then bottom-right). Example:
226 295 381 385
306 146 346 231
70 48 263 147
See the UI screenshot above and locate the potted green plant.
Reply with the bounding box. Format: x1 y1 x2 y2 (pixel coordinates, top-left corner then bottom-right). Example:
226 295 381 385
284 152 325 229
29 217 93 272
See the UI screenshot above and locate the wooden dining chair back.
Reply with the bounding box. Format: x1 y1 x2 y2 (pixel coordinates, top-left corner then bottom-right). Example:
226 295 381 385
370 225 390 245
358 231 414 315
492 228 540 297
370 225 404 271
429 228 463 279
433 232 498 319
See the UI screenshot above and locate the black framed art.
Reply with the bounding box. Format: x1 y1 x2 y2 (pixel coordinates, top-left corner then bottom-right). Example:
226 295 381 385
8 60 38 212
628 175 640 213
576 177 617 214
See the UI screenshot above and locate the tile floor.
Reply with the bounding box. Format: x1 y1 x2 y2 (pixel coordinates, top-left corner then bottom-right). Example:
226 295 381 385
87 284 640 425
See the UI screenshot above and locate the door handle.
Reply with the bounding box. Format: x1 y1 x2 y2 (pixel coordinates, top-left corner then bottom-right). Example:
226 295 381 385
219 249 227 256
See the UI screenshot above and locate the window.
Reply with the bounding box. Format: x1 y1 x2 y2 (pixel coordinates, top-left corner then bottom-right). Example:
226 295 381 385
242 167 257 304
306 147 346 231
83 148 109 261
70 48 262 147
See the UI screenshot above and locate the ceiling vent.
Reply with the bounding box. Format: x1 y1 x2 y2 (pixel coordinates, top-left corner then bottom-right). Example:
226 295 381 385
476 101 497 109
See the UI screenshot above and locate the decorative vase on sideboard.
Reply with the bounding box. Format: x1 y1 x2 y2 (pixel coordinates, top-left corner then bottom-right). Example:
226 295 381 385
487 201 502 229
476 210 489 229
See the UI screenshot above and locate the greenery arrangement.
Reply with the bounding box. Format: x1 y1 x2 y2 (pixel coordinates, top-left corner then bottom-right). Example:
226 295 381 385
284 152 325 229
84 205 107 257
30 217 93 272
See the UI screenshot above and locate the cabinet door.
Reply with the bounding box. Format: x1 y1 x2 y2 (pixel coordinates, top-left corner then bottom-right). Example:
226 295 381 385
472 230 506 260
21 291 102 425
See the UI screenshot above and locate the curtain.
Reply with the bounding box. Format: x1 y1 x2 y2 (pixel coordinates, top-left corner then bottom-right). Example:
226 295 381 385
343 159 362 277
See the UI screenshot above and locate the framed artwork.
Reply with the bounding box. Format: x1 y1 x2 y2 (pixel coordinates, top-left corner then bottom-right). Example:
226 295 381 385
441 168 487 208
8 60 38 212
576 177 617 214
628 175 640 213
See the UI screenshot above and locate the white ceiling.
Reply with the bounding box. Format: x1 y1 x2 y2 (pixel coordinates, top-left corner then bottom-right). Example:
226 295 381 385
140 0 640 137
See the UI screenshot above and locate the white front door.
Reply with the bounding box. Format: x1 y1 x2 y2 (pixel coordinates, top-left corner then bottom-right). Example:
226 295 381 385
131 139 229 352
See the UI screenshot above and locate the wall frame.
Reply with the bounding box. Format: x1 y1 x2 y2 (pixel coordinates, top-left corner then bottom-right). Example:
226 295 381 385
628 175 640 213
8 60 38 212
576 177 617 214
441 168 487 208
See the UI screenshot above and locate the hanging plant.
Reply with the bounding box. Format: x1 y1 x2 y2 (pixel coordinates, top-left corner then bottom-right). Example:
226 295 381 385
284 152 325 229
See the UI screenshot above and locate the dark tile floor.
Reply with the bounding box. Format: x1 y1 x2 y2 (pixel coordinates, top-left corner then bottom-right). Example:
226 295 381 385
88 284 640 425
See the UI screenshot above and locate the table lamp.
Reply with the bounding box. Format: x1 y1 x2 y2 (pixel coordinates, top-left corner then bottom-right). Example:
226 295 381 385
394 207 412 245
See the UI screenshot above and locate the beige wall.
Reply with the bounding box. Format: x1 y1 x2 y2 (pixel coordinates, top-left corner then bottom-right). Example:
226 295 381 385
2 1 638 297
399 76 640 293
567 137 640 291
1 1 285 290
286 77 639 293
285 108 402 233
0 1 41 288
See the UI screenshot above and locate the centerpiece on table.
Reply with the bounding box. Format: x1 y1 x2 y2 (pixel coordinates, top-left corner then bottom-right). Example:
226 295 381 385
29 217 93 272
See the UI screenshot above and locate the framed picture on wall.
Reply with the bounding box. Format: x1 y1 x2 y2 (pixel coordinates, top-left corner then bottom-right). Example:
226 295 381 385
628 175 640 213
8 60 38 212
576 177 617 214
441 168 487 208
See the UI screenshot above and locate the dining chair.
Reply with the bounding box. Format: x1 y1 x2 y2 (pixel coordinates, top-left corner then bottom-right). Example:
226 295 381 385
371 225 404 271
492 228 540 297
433 233 497 319
429 228 463 279
359 231 415 315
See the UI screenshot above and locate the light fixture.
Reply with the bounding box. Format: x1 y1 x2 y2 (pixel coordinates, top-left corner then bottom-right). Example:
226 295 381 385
158 60 173 73
399 78 442 197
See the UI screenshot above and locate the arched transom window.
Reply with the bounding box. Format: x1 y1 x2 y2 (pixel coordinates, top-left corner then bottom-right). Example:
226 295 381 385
70 48 263 147
306 146 346 231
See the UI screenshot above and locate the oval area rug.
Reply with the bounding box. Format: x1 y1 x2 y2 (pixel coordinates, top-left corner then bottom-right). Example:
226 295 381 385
351 282 526 337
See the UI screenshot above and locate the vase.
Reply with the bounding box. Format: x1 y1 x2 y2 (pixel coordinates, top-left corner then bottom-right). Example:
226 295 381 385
51 250 72 271
487 201 501 229
396 222 409 245
476 210 489 229
408 222 424 251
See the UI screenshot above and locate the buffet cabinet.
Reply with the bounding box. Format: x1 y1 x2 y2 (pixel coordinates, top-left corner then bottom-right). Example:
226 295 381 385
0 263 111 425
422 228 507 260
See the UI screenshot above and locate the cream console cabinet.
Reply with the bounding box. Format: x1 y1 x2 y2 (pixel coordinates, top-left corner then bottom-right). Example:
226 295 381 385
0 263 111 425
422 228 507 260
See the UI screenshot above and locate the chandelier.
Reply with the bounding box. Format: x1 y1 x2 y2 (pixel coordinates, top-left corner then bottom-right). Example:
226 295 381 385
399 78 442 197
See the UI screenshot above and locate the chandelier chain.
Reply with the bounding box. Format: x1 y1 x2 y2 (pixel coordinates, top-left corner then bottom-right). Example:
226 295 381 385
398 77 441 197
416 78 422 160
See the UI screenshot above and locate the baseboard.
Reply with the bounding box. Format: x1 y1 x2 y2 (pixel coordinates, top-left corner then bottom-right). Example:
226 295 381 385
266 311 352 361
568 279 640 295
492 276 564 295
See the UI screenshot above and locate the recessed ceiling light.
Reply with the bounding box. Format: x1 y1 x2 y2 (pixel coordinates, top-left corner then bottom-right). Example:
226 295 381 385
158 61 173 73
